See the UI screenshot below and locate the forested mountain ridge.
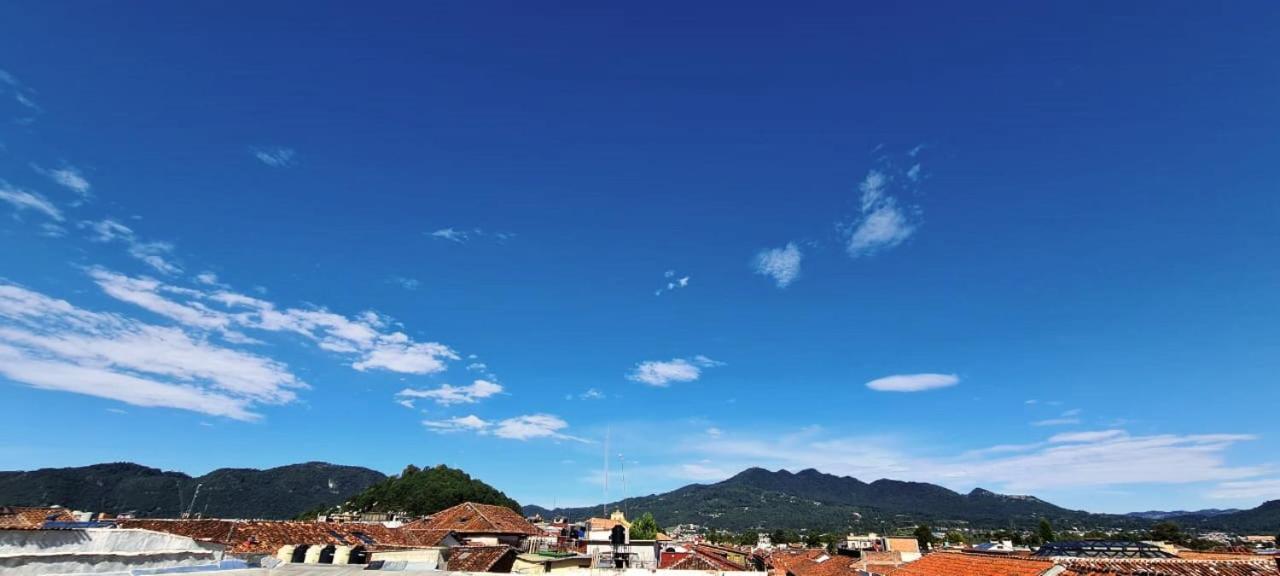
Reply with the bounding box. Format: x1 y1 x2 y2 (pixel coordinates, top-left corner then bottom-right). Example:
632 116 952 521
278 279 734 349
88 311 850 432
0 462 385 519
524 467 1257 532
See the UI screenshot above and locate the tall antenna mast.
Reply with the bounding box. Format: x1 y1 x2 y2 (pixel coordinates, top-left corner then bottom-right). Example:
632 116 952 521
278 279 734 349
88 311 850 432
602 427 610 518
619 452 627 517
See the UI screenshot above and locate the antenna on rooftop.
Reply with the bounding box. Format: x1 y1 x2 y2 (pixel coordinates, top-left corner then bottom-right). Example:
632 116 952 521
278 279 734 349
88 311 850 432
619 452 627 517
603 427 610 518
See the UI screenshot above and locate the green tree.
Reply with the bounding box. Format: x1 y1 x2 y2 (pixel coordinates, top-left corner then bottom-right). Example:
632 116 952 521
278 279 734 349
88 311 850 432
343 463 520 517
945 531 966 546
914 525 934 551
805 532 823 548
1037 519 1055 543
1150 522 1183 544
631 512 659 540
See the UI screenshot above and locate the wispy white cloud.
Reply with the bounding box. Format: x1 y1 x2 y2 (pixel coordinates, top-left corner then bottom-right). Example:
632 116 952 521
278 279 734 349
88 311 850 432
1033 417 1082 427
845 169 917 257
628 355 723 387
251 146 295 167
423 414 491 433
753 242 802 288
1208 478 1280 501
1033 409 1083 427
32 164 91 201
430 227 468 243
865 373 958 392
428 227 515 245
654 270 692 296
421 413 588 442
0 181 63 222
492 414 588 442
397 379 503 406
1049 429 1127 443
85 267 459 375
579 388 605 400
81 219 181 275
0 69 40 113
673 426 1263 493
0 281 305 420
389 276 420 290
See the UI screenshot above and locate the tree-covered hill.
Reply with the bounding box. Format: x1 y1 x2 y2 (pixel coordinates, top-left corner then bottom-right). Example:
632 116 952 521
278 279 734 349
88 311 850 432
0 461 385 519
337 464 521 517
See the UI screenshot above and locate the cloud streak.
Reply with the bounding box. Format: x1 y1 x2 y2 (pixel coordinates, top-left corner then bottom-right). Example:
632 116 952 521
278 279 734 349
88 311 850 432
251 146 296 167
0 181 63 221
672 426 1263 494
628 355 723 387
865 373 959 392
0 281 305 420
421 413 588 442
84 267 459 376
397 379 503 406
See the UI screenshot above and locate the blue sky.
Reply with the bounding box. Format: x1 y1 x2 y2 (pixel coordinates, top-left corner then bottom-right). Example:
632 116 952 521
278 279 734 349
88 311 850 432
1 2 1278 515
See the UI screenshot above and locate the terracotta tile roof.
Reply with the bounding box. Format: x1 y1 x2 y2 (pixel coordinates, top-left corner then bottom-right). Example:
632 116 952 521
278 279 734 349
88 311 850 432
768 549 864 576
669 551 743 571
1178 551 1262 560
588 517 625 531
886 538 921 554
401 528 456 547
448 545 516 572
889 551 1057 576
692 543 751 571
417 502 539 536
660 551 693 569
117 519 426 555
1056 558 1280 576
117 519 239 545
888 552 1280 576
0 506 78 529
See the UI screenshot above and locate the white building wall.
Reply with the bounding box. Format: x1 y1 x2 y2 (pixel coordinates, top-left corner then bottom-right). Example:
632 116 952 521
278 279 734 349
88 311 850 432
0 528 225 576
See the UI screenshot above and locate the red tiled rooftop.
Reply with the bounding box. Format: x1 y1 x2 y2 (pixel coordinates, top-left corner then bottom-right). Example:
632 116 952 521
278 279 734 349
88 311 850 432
889 551 1056 576
414 502 538 536
117 518 428 555
0 506 78 529
1057 558 1280 576
447 545 516 572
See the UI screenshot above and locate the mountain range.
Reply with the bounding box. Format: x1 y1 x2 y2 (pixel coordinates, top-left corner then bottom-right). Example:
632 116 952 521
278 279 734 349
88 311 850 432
524 467 1280 533
0 462 385 519
2 462 1276 533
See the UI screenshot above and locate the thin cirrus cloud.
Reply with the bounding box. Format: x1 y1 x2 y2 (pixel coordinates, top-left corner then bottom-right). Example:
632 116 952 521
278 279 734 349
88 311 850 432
676 426 1263 494
83 266 459 376
1048 429 1127 443
1033 409 1083 427
428 227 515 244
865 373 959 392
251 146 296 167
32 164 91 201
0 281 305 421
396 379 504 406
628 355 724 387
752 242 802 288
422 413 588 442
81 219 181 275
0 181 63 222
1207 478 1280 501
